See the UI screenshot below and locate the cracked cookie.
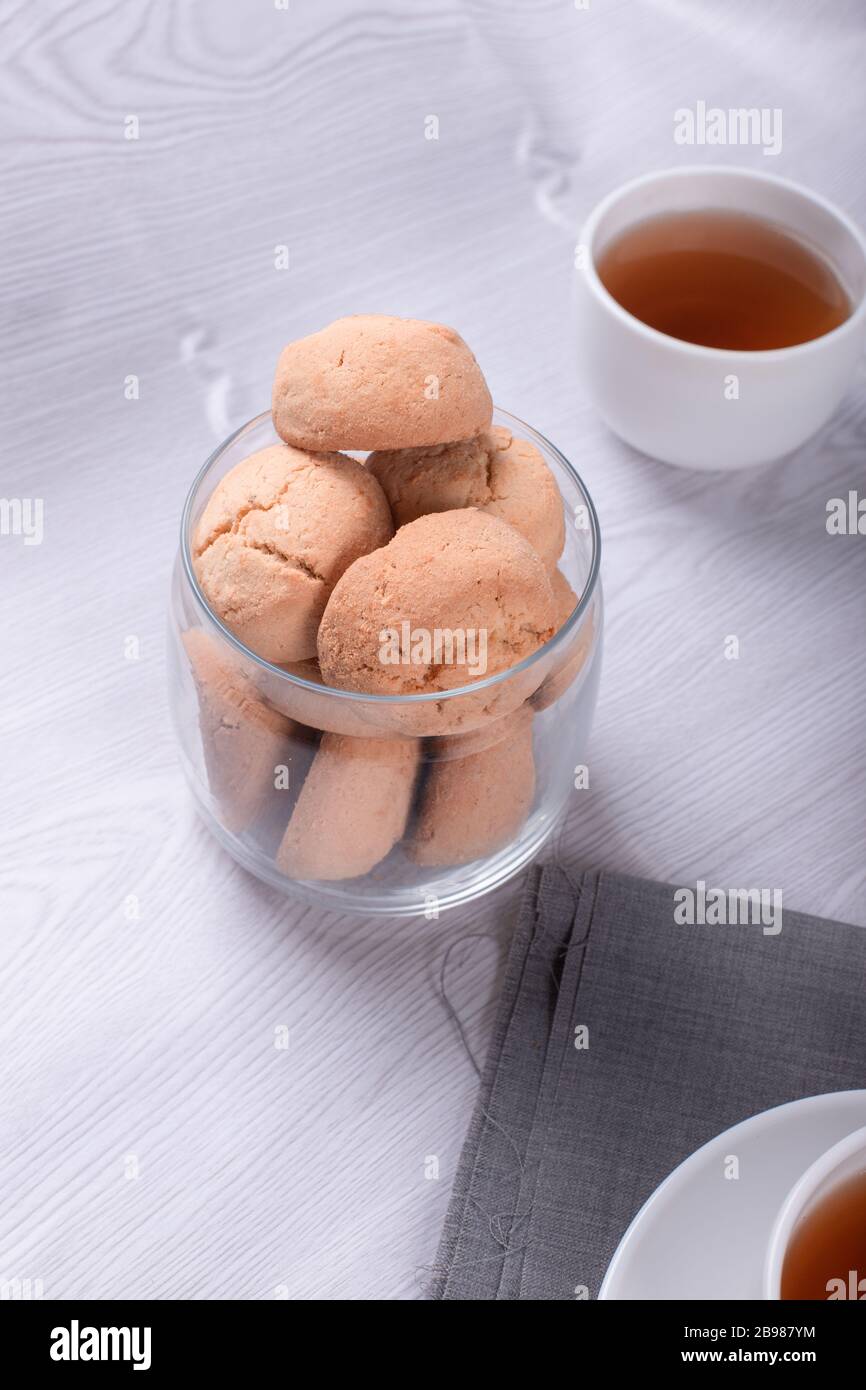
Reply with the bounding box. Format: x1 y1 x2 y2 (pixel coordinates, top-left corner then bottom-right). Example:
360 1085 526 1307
272 315 493 452
367 425 564 570
192 444 393 663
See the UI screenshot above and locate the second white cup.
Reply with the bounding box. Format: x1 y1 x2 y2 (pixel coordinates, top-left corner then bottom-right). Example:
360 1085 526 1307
763 1124 866 1300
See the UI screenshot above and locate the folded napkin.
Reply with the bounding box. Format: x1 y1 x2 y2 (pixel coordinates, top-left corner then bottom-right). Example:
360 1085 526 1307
431 865 866 1300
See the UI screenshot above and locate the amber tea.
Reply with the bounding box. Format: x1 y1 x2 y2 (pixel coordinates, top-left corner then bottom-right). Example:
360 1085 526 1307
596 209 851 350
780 1167 866 1300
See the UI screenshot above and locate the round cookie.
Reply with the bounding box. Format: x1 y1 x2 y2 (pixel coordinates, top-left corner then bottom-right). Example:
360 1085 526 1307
182 627 294 833
272 316 492 452
409 708 535 867
367 425 565 570
532 570 595 712
276 733 420 880
317 509 556 698
193 444 392 664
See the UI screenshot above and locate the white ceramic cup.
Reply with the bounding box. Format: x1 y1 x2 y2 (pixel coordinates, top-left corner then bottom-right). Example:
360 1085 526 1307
763 1123 866 1300
574 166 866 470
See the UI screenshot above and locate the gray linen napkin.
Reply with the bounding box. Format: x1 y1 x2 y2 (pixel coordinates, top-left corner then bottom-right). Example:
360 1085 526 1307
431 864 866 1300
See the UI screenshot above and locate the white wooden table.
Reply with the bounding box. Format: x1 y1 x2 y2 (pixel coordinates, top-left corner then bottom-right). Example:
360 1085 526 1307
2 0 864 1300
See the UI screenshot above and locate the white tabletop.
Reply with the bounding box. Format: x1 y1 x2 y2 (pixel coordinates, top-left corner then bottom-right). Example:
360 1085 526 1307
2 0 864 1300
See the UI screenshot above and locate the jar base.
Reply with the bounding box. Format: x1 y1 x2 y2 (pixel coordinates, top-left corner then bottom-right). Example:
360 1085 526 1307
188 785 570 919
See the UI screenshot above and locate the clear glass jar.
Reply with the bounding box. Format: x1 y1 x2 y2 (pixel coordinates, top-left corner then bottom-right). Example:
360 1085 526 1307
168 408 602 916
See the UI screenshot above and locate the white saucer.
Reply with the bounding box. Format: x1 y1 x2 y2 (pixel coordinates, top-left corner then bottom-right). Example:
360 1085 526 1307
599 1090 866 1300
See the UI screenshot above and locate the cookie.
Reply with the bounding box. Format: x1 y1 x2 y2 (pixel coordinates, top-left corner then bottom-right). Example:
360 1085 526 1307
272 316 492 452
408 709 535 867
182 627 293 833
317 508 556 697
193 444 392 663
367 425 564 569
531 570 595 711
276 733 419 880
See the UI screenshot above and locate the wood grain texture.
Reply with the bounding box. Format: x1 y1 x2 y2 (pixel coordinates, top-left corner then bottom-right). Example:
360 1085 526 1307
1 0 864 1299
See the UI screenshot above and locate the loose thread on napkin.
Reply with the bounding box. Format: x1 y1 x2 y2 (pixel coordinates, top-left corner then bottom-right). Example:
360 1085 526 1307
437 932 490 1077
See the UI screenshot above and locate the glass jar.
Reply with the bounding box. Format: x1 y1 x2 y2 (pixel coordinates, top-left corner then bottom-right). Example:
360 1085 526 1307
168 408 602 916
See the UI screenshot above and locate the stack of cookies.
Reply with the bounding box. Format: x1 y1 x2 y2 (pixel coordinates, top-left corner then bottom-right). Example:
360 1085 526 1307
184 315 587 881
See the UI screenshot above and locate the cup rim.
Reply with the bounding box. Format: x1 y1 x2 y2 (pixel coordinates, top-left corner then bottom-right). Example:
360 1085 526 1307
763 1122 866 1300
180 406 601 706
579 164 866 363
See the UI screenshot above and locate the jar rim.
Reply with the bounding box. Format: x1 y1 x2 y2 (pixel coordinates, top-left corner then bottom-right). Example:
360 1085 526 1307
180 407 601 706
